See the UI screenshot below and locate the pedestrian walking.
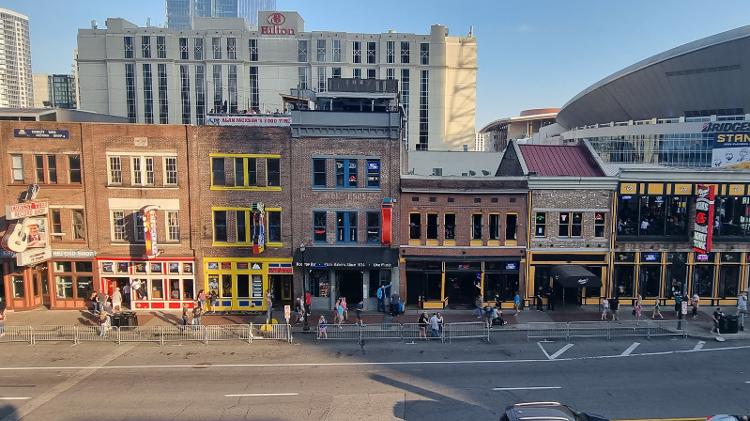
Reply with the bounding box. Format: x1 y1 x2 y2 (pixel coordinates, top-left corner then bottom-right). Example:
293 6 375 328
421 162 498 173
513 293 522 315
89 290 99 314
474 296 484 319
418 312 429 340
601 297 610 320
737 292 748 331
192 303 203 326
266 290 274 324
546 286 554 311
633 295 643 323
335 299 345 328
0 304 6 338
652 300 664 319
208 289 218 314
610 297 620 321
317 315 328 339
111 287 123 313
429 313 440 338
437 312 444 335
197 289 206 311
535 288 544 312
340 296 348 321
691 293 700 319
376 284 391 313
355 300 364 326
712 307 725 334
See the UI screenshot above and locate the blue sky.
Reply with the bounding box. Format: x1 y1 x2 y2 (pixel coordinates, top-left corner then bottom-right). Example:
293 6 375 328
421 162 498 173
4 0 750 126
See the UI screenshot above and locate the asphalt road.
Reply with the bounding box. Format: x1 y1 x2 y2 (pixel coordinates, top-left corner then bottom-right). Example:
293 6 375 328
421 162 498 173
0 336 748 421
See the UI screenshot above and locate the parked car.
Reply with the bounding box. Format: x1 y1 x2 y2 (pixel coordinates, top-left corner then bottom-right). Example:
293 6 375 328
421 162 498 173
500 402 609 421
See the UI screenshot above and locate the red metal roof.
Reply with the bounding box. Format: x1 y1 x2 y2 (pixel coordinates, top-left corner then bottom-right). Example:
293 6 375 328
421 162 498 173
518 144 604 177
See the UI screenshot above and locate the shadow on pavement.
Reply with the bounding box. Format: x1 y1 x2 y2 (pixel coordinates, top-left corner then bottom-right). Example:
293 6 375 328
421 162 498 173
0 404 18 421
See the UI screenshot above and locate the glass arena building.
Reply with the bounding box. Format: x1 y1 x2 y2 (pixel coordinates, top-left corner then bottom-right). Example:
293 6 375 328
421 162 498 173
537 24 750 170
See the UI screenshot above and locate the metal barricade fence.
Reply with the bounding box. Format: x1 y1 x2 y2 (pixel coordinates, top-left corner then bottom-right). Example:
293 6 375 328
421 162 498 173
316 323 361 340
527 320 688 341
250 323 292 343
446 322 489 343
117 326 163 344
567 321 612 340
0 326 33 344
32 325 77 344
205 325 253 343
76 325 117 343
161 325 207 344
526 322 570 341
360 323 403 340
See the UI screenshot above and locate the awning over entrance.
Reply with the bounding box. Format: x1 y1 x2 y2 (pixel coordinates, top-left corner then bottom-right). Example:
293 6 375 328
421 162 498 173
294 247 398 269
551 265 601 288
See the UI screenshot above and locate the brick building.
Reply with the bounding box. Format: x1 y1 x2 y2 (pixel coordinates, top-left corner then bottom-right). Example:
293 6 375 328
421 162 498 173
189 126 293 311
290 80 401 310
399 175 528 309
500 141 617 306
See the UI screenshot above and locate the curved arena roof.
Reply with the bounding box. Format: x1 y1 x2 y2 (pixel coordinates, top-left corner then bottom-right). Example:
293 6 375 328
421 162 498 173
557 25 750 129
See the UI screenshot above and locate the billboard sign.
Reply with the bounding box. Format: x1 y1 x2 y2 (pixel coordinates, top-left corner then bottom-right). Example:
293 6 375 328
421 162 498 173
702 122 750 168
13 129 69 139
205 115 291 127
692 184 716 254
6 200 49 220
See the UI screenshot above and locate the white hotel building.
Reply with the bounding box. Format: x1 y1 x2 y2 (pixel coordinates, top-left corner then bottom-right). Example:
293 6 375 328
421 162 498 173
76 11 477 151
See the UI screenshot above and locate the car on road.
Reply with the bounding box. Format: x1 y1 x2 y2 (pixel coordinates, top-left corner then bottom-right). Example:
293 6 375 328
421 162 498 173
500 402 609 421
707 416 749 421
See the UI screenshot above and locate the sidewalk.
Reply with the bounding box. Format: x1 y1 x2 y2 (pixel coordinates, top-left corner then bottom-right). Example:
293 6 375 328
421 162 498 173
4 304 748 340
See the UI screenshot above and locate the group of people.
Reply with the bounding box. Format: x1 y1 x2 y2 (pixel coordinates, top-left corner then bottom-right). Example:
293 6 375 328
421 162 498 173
418 312 444 339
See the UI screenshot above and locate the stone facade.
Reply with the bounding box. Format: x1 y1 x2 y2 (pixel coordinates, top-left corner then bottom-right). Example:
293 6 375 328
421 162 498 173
529 189 612 250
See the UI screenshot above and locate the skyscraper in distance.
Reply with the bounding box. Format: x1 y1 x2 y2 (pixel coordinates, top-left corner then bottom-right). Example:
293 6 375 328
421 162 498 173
238 0 276 26
167 0 277 29
0 8 33 108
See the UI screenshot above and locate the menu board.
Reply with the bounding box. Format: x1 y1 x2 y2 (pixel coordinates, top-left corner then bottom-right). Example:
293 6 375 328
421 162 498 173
319 281 330 298
251 275 263 298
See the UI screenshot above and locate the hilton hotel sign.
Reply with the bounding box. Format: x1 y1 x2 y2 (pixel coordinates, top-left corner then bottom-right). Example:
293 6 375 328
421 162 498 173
258 11 304 36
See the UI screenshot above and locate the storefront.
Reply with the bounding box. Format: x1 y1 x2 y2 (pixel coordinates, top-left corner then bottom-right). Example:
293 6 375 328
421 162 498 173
204 257 292 311
528 252 609 306
1 258 46 311
99 257 196 310
295 247 398 310
404 257 522 309
611 250 746 305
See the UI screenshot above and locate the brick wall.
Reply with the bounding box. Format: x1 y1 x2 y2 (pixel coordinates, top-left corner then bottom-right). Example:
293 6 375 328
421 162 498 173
530 189 612 249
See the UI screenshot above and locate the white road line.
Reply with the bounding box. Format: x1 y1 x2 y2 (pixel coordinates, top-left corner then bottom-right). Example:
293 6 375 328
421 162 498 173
493 386 561 391
549 343 574 360
693 341 706 351
0 343 749 371
745 381 750 384
225 393 299 397
621 342 641 356
0 397 31 401
536 342 551 360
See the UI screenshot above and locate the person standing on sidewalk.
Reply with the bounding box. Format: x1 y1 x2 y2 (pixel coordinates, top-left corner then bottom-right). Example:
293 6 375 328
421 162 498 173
535 288 544 312
429 313 440 338
652 300 664 319
691 293 700 320
437 312 444 335
737 292 748 331
355 300 364 326
712 307 725 334
418 312 429 340
112 287 123 313
633 295 643 323
513 293 522 315
335 299 345 328
610 296 620 321
192 303 203 326
197 289 206 311
0 304 6 338
601 297 610 320
266 291 274 324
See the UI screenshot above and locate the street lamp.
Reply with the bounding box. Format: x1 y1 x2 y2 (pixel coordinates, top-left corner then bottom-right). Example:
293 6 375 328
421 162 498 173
301 243 309 331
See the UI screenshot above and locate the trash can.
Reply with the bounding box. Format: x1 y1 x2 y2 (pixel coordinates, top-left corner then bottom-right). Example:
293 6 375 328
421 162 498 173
725 315 739 334
122 312 138 327
111 314 123 328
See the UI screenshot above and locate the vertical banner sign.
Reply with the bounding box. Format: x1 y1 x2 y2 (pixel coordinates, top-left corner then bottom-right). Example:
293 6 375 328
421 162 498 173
381 199 393 246
692 184 715 254
142 206 160 259
252 202 266 255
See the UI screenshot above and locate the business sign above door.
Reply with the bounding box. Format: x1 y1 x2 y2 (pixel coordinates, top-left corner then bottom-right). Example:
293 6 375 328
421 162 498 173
692 184 715 254
6 200 49 220
14 129 69 139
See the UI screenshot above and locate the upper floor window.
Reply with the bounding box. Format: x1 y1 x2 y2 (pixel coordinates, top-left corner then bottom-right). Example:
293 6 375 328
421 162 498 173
34 154 57 184
166 210 180 242
386 41 395 64
594 212 606 238
267 210 281 243
472 214 483 240
50 209 62 238
617 195 689 237
213 210 228 242
332 67 341 79
124 36 134 58
715 196 750 237
313 211 327 242
212 37 222 59
298 40 308 62
316 39 326 62
194 38 204 60
141 36 151 58
133 210 145 242
336 211 357 243
267 158 280 187
366 41 376 64
420 42 429 65
332 39 341 62
227 37 236 59
366 159 380 187
179 37 188 59
352 41 361 63
400 41 410 63
212 155 279 188
367 69 376 79
111 211 127 241
313 158 327 187
558 212 582 237
10 154 23 183
68 155 81 184
409 213 421 239
164 157 178 185
489 214 500 240
506 214 518 241
249 39 258 61
211 157 225 186
131 156 155 186
535 212 546 237
426 213 438 240
72 209 86 240
156 36 166 58
335 159 357 188
233 157 257 187
353 68 361 79
367 211 381 243
108 156 122 184
444 214 455 240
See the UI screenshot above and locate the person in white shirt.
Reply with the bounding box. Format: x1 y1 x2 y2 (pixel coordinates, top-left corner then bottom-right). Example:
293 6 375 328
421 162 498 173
429 313 440 338
738 292 748 331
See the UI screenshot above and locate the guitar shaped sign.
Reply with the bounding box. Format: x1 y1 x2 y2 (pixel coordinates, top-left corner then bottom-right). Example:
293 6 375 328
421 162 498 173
1 222 27 253
1 217 48 253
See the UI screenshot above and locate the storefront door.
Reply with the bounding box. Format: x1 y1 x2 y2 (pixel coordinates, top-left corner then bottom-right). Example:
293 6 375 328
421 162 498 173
445 271 480 308
39 268 50 308
337 271 363 306
271 275 293 307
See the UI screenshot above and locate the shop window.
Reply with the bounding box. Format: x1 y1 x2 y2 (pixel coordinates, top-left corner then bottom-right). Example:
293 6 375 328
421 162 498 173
533 266 551 294
335 159 358 188
220 274 232 298
692 264 715 297
309 270 330 297
613 266 635 297
718 265 740 298
313 158 327 187
151 279 165 300
715 196 750 237
471 214 482 240
237 274 250 298
484 273 519 301
664 253 686 297
584 266 602 297
76 276 93 300
76 261 93 272
183 279 195 300
489 214 500 240
267 158 280 187
268 210 281 243
639 265 661 298
409 213 421 239
55 276 73 299
444 214 455 240
535 212 546 237
11 154 23 182
213 210 228 242
366 159 381 187
12 275 24 298
506 214 518 241
336 211 357 242
169 279 181 300
617 195 688 237
313 211 327 242
366 211 380 243
426 214 438 240
594 212 606 238
571 212 583 237
211 157 226 186
68 155 81 183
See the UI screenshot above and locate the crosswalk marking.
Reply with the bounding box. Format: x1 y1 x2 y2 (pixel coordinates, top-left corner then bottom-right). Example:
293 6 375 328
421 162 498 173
692 341 706 351
621 342 640 356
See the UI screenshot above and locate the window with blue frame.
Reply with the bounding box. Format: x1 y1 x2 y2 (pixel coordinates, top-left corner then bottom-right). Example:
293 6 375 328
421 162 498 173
366 211 380 243
313 158 327 187
313 211 327 242
336 211 357 242
366 159 380 187
335 159 358 188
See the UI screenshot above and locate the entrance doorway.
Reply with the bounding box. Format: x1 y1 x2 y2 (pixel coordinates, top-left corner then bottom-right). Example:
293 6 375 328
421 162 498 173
271 275 294 308
554 286 582 307
105 277 131 308
37 267 50 308
445 272 480 308
337 271 363 307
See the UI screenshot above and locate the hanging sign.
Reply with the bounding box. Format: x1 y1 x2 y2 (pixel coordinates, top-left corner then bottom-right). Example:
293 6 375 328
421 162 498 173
142 206 160 259
692 184 715 254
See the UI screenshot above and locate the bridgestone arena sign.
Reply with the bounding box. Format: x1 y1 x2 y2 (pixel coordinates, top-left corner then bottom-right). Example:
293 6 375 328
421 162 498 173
702 122 750 168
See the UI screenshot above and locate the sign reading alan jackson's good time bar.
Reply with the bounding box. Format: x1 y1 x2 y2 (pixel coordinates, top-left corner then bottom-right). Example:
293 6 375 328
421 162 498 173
693 184 716 254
